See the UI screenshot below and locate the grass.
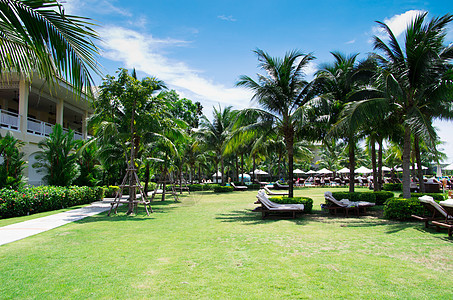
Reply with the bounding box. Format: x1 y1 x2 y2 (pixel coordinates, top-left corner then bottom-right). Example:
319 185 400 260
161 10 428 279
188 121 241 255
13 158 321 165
1 187 452 299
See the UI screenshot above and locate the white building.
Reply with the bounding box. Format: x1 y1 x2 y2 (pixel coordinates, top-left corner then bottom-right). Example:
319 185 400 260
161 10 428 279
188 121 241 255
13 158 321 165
0 74 93 185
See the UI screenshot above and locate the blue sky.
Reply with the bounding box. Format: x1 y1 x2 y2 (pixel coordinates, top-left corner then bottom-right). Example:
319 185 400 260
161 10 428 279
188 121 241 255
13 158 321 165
63 0 453 163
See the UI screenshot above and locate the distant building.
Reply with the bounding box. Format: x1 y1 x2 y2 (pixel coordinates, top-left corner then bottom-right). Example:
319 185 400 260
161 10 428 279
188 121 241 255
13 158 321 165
0 74 93 185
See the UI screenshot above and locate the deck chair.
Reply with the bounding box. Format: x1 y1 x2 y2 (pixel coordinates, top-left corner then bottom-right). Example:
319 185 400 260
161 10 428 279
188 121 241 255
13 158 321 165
254 190 304 219
231 182 247 191
436 199 453 237
264 186 288 196
412 196 452 231
275 182 289 189
323 191 375 217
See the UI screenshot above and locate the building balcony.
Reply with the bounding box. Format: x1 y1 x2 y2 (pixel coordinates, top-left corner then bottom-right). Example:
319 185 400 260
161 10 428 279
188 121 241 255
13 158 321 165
1 108 84 140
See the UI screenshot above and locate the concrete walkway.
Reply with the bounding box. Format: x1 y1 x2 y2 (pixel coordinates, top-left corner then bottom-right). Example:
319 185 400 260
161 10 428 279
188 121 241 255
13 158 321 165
0 201 113 246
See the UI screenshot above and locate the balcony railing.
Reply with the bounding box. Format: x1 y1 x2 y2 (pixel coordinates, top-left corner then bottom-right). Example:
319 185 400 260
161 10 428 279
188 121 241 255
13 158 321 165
0 108 20 131
28 117 84 140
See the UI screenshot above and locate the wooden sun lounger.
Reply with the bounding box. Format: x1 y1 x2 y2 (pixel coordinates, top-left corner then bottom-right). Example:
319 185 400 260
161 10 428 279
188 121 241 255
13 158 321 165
323 191 375 217
231 182 247 191
412 196 453 237
264 186 288 196
254 190 304 219
275 182 289 189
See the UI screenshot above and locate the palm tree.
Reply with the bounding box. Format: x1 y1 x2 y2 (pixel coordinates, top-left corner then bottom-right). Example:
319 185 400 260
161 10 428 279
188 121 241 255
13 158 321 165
237 49 315 197
371 12 453 198
198 105 236 185
0 0 100 93
313 52 375 192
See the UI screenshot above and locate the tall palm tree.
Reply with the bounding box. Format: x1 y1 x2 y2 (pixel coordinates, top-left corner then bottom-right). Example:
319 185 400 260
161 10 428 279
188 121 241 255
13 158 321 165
237 49 315 197
371 12 453 198
0 0 100 93
313 52 375 192
198 105 236 185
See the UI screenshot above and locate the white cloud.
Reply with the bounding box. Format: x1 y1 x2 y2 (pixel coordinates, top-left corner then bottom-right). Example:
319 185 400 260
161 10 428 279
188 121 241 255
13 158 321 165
61 0 132 17
372 10 425 40
218 15 237 22
304 61 317 78
99 26 253 114
345 39 356 44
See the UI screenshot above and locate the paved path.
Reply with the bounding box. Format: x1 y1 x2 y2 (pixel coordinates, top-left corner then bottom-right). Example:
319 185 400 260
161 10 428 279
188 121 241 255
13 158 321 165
0 201 113 246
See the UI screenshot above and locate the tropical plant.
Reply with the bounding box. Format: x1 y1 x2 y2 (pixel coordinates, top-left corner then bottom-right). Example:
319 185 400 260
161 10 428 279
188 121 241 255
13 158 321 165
0 0 100 93
33 124 79 186
0 132 26 189
236 49 315 197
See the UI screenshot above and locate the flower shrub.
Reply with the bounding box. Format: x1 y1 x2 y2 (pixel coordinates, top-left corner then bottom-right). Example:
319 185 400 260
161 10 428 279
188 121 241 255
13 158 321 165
0 186 104 219
270 196 314 213
383 197 425 220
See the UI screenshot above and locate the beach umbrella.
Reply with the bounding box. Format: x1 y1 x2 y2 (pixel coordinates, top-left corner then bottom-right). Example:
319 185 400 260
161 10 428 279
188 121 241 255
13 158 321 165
444 164 453 171
305 170 317 175
293 168 305 175
212 171 222 177
318 168 333 174
239 173 251 180
410 165 428 170
337 167 350 174
395 167 403 172
381 166 392 172
355 166 372 174
250 169 269 175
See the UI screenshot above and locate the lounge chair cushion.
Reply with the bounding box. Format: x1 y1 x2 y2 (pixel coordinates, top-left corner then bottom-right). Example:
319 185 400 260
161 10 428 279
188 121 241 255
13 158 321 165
419 196 448 218
439 199 453 207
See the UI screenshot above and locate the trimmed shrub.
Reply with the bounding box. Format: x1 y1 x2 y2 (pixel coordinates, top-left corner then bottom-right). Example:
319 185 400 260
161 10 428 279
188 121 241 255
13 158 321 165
383 197 424 220
399 192 445 201
213 186 234 193
373 191 394 205
383 183 402 191
104 186 120 198
331 191 393 205
247 184 261 190
270 196 314 213
0 186 103 219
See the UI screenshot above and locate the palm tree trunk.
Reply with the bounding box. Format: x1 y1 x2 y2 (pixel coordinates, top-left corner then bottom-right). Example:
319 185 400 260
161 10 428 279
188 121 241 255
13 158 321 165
241 153 245 184
198 165 201 184
402 126 412 199
252 154 256 182
278 152 282 180
371 137 377 191
235 155 239 182
348 137 355 193
414 135 425 193
285 130 294 198
377 138 383 191
221 157 225 185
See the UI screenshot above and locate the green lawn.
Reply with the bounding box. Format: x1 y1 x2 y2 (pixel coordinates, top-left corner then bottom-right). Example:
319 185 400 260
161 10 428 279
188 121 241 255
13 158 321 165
1 187 452 299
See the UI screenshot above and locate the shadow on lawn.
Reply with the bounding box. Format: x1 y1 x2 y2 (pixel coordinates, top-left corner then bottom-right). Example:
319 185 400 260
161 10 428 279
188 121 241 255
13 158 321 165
215 210 310 226
75 200 178 224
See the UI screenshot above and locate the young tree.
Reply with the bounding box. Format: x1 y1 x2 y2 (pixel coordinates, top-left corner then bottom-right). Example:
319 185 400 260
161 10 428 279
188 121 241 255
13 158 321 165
0 132 26 189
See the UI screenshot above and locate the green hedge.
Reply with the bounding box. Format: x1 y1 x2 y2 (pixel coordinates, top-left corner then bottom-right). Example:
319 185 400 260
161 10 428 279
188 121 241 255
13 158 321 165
383 183 402 191
213 186 234 193
187 184 220 191
331 191 393 205
270 196 314 213
399 192 445 201
383 197 425 220
0 186 104 219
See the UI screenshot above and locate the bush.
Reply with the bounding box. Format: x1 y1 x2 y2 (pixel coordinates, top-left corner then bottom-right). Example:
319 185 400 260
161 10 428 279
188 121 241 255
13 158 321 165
373 191 395 205
383 183 402 191
331 191 393 205
213 186 234 193
399 192 445 201
247 184 261 190
0 186 103 219
383 197 425 220
270 196 314 213
104 186 120 198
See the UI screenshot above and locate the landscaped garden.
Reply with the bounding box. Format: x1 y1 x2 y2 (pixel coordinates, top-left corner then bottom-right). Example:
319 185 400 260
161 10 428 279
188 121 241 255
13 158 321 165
1 187 452 299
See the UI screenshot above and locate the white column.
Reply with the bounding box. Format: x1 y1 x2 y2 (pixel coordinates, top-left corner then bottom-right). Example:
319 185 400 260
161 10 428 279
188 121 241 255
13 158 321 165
18 79 29 133
56 98 64 127
82 110 88 139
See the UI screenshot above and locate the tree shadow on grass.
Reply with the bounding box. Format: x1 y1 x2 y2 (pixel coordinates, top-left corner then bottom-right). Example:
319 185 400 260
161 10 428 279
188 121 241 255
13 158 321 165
215 209 311 226
75 201 178 224
413 226 453 242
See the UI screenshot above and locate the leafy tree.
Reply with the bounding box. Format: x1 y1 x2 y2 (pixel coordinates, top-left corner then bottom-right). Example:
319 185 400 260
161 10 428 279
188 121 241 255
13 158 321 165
73 139 101 187
33 124 79 186
236 49 315 197
0 132 26 189
0 0 100 93
163 90 203 128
